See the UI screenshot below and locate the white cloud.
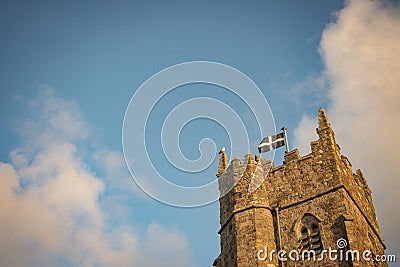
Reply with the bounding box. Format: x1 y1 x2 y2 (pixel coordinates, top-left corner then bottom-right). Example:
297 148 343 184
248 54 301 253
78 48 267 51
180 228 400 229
293 114 317 155
92 148 146 197
0 89 192 267
294 0 400 257
21 87 90 144
285 73 328 107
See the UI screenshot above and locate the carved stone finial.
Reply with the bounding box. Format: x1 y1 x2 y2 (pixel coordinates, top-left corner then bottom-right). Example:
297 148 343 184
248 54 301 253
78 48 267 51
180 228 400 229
318 108 331 130
244 153 254 165
217 148 229 177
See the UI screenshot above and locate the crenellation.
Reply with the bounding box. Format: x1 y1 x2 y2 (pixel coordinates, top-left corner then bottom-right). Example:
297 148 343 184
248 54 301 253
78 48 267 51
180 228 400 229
214 108 387 267
284 149 300 163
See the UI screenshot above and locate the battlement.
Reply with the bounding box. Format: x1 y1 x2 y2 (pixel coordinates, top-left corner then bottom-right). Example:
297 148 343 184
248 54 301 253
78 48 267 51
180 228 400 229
216 108 375 212
214 108 387 267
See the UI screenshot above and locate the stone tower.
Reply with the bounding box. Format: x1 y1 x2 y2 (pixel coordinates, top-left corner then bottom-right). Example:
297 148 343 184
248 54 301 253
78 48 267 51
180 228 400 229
213 108 387 267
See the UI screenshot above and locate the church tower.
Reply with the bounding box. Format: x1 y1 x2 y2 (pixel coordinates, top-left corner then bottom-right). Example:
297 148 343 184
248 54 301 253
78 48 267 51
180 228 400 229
213 108 387 267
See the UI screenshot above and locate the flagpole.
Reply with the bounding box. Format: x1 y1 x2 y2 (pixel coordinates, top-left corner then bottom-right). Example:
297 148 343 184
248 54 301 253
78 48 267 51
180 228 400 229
281 127 289 153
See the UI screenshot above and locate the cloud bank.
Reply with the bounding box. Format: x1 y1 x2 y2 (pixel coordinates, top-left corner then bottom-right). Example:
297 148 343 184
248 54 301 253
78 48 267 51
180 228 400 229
0 89 192 267
294 0 400 258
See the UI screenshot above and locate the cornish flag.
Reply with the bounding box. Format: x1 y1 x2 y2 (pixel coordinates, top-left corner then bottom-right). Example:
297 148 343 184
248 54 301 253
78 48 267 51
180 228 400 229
258 132 285 153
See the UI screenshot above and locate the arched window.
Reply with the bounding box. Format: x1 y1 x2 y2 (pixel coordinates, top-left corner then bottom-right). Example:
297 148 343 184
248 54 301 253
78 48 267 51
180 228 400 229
296 214 323 255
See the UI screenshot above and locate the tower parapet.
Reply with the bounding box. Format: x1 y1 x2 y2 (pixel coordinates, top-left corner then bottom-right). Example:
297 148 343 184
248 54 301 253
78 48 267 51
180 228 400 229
215 152 277 267
214 108 387 267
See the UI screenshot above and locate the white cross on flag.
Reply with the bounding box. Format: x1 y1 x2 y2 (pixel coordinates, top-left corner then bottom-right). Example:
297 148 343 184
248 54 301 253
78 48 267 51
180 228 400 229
258 132 285 153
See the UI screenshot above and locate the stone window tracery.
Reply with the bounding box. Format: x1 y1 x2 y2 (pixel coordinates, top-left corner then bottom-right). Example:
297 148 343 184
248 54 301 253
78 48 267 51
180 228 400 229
296 214 323 255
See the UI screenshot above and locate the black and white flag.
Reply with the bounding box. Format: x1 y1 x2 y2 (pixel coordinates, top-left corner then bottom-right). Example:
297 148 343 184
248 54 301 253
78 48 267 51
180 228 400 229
258 132 285 153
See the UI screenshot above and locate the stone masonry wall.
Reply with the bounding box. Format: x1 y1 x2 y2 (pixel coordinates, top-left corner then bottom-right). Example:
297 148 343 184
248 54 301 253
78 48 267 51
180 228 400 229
214 108 387 267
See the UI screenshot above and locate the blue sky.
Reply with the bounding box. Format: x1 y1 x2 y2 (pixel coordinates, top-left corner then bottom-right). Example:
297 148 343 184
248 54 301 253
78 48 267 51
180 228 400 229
1 1 399 266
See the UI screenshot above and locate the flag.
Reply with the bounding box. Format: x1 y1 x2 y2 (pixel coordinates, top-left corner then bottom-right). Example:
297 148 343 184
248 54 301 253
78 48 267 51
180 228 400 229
258 132 285 153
